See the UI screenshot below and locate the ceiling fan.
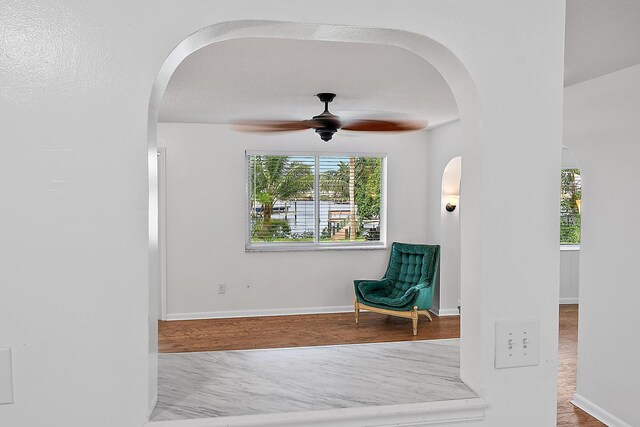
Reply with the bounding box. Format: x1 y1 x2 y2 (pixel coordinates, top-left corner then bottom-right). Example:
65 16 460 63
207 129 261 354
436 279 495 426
233 93 426 142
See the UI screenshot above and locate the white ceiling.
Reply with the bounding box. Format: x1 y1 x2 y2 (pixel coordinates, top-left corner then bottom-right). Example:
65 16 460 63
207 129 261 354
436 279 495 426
565 0 640 86
158 38 459 128
159 2 640 125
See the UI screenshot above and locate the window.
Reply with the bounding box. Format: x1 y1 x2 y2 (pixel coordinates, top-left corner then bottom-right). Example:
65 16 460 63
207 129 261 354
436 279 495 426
560 169 581 245
247 152 385 250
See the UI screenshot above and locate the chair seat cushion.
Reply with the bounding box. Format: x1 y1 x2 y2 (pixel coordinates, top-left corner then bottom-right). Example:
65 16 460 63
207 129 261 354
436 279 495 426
357 279 421 308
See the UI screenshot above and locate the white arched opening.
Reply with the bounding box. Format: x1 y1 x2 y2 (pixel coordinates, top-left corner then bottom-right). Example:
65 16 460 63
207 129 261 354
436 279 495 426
436 156 462 316
147 19 484 421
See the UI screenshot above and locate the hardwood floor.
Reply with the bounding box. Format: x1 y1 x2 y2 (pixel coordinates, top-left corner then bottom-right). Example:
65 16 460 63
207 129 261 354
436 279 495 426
159 311 459 352
556 305 605 427
158 305 604 426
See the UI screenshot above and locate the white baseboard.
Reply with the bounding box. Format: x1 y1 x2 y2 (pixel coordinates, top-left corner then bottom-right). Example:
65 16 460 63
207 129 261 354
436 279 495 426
166 306 353 320
572 393 632 427
167 305 468 321
560 297 579 305
146 397 487 427
430 308 460 317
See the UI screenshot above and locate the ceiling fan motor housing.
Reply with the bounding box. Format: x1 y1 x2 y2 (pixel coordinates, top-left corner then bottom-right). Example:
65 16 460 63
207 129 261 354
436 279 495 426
313 93 341 141
316 92 336 103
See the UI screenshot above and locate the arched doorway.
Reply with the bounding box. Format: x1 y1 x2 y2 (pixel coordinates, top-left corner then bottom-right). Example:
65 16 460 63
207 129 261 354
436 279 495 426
147 20 483 422
436 156 462 316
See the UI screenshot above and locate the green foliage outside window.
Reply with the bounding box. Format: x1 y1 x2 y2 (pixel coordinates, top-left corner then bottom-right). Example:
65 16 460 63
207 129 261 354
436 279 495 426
249 156 314 242
560 169 581 245
319 157 381 220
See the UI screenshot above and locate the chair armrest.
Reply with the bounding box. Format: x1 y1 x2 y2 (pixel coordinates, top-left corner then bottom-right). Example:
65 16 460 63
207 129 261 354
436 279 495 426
414 281 429 290
399 282 427 299
394 282 434 308
411 283 435 310
354 278 390 294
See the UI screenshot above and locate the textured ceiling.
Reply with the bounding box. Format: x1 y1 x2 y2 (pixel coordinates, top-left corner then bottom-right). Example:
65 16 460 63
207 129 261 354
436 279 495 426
158 38 459 128
565 0 640 86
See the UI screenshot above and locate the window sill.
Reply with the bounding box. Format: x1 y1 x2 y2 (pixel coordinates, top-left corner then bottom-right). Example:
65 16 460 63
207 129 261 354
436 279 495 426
560 245 580 251
246 243 387 252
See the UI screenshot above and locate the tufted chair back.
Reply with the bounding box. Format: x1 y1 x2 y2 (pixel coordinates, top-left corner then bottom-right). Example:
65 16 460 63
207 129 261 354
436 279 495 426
382 242 440 299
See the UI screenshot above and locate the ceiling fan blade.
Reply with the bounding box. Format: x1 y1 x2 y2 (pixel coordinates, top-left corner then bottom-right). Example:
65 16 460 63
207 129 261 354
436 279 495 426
233 120 318 133
341 119 426 132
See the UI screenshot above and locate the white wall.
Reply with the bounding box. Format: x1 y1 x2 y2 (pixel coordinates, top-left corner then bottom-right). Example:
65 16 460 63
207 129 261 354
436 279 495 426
559 249 579 304
426 122 464 315
425 142 584 314
0 3 155 426
439 157 462 314
0 2 565 426
564 63 640 427
158 123 429 317
426 129 580 312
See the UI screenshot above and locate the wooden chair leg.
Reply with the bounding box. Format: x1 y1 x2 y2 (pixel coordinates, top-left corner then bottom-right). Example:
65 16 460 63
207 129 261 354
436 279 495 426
354 297 360 324
424 311 433 322
411 306 419 335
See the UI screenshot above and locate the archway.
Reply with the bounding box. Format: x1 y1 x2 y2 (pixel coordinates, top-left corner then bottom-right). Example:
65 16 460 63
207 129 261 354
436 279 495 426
435 156 462 316
147 19 483 422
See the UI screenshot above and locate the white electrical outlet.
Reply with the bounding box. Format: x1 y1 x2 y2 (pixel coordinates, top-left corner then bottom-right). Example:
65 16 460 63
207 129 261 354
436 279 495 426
218 284 226 294
0 348 13 404
495 320 539 369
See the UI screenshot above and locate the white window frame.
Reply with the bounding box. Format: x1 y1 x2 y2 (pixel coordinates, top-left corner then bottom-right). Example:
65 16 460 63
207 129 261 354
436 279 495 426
245 150 387 252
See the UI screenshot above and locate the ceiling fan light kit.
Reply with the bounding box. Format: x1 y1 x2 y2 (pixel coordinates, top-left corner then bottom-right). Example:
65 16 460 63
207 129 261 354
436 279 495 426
234 93 425 142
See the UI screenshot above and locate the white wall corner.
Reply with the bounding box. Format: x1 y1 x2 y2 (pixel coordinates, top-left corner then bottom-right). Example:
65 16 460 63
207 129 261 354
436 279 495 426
572 394 633 427
148 393 158 420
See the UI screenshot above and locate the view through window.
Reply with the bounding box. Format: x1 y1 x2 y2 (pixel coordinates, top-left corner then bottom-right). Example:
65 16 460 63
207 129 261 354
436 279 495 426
247 153 384 249
560 168 581 245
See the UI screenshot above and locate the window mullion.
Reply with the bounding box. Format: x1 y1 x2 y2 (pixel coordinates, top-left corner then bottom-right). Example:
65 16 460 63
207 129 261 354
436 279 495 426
314 156 320 244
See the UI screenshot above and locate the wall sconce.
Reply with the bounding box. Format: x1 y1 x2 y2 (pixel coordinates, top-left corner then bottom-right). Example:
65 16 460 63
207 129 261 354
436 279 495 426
576 199 582 214
446 195 460 212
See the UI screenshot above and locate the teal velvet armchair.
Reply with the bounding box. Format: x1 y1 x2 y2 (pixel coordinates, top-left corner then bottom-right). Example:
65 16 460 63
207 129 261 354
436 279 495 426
354 242 440 335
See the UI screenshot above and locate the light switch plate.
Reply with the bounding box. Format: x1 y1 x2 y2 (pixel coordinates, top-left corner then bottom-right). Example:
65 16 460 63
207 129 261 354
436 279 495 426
495 320 539 369
0 348 13 404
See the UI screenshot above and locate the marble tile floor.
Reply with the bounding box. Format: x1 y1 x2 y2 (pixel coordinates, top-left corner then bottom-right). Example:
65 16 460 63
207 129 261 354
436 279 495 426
151 339 477 421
